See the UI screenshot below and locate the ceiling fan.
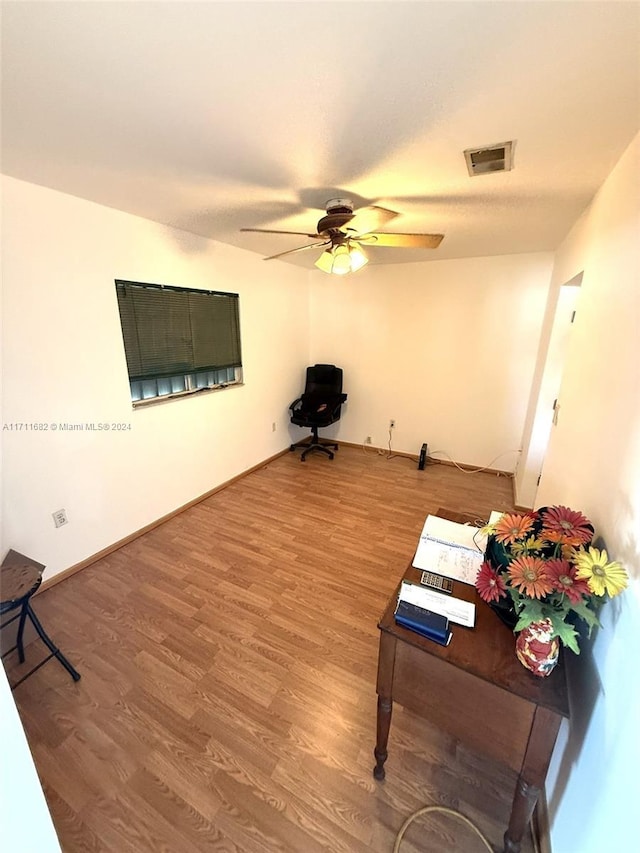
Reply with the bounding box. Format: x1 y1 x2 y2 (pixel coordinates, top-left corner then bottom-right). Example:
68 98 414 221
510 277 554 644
240 198 444 275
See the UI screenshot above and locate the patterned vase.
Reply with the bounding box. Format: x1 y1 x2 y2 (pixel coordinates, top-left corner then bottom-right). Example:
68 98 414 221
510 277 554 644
515 619 559 677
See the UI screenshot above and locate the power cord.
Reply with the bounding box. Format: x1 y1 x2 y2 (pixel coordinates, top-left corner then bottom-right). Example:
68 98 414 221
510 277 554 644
393 804 493 852
361 441 387 456
427 449 520 475
360 427 397 459
361 442 518 472
387 426 397 460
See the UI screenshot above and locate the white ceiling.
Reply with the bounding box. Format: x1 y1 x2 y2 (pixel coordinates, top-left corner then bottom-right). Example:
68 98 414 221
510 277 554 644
2 1 640 269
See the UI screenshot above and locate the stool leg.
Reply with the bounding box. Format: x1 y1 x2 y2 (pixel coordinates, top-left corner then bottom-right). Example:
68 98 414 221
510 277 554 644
26 603 81 682
16 602 30 663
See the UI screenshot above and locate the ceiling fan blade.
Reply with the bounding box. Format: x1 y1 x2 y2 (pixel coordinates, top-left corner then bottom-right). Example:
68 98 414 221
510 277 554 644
241 227 320 238
356 232 444 249
263 241 330 261
343 206 399 236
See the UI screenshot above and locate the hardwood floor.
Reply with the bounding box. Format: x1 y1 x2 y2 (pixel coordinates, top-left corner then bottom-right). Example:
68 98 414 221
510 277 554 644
5 447 536 853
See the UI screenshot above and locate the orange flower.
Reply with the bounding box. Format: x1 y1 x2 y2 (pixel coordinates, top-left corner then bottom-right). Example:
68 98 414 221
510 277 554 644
493 513 536 545
508 555 554 598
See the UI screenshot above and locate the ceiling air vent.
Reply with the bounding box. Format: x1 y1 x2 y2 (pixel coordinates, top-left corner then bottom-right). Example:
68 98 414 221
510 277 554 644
464 141 515 176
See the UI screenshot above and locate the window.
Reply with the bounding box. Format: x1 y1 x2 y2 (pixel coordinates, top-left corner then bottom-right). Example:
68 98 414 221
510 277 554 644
115 279 243 405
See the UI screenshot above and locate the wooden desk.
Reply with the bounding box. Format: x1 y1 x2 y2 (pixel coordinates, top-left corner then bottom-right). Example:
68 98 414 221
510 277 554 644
373 559 569 853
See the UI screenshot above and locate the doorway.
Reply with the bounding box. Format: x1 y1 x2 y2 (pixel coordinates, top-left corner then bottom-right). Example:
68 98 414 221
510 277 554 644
515 273 583 508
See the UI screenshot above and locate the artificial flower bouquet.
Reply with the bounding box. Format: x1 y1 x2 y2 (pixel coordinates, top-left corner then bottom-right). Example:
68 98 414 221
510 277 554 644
476 506 628 654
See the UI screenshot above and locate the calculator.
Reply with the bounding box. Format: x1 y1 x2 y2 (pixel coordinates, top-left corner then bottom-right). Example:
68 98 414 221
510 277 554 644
420 571 454 594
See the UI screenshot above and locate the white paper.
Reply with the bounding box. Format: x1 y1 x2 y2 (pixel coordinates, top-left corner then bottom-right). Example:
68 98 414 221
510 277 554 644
399 581 476 628
412 515 485 585
412 539 482 584
422 515 485 552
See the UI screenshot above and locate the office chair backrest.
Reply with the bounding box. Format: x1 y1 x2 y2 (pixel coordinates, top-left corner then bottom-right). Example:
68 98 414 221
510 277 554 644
305 364 343 397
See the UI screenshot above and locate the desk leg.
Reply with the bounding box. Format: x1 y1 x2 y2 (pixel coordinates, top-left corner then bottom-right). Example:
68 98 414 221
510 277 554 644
504 706 561 853
504 778 540 853
373 631 397 781
374 696 393 780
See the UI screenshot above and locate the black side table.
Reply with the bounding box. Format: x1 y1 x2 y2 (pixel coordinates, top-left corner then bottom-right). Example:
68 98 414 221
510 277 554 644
1 550 80 689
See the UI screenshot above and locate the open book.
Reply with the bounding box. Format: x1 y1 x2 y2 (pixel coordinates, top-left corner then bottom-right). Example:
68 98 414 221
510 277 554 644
412 515 487 586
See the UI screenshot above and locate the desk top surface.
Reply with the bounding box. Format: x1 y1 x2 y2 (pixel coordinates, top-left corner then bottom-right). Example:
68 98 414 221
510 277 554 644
379 512 570 719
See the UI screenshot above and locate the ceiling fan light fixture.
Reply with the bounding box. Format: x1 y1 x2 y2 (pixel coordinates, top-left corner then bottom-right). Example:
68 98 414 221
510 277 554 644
347 243 368 272
314 242 369 275
330 244 353 275
314 249 334 274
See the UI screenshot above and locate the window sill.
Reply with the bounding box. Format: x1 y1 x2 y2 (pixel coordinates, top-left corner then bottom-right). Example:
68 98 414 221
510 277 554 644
131 382 244 410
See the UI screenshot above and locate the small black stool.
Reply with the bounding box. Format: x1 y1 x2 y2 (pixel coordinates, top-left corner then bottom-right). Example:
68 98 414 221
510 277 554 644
1 550 80 690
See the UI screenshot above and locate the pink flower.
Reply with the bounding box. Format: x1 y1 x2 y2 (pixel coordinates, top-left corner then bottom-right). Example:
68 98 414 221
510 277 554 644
540 505 593 547
546 559 591 604
475 560 507 603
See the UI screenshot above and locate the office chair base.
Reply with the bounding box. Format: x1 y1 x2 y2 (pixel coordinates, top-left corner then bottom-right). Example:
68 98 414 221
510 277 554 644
290 434 339 461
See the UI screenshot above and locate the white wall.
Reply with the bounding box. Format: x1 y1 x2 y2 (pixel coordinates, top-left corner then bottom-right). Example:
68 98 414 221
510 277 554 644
0 667 62 852
308 252 554 471
1 176 310 580
536 133 640 852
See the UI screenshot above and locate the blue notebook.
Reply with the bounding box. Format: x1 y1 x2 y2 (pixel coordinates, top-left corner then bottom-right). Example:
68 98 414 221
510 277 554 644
394 600 452 646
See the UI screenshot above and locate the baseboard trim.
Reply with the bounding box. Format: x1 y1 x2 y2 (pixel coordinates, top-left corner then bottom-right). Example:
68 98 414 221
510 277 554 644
39 448 290 594
338 441 515 477
338 440 418 461
429 457 514 477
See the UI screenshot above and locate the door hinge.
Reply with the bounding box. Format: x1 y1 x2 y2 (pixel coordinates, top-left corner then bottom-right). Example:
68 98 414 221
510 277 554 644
571 310 576 323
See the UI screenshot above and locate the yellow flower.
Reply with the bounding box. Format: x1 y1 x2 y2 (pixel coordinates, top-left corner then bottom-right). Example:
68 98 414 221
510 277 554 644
510 536 546 555
573 547 628 597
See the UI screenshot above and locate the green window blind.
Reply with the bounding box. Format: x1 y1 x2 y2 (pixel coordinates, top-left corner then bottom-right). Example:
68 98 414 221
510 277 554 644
115 280 242 383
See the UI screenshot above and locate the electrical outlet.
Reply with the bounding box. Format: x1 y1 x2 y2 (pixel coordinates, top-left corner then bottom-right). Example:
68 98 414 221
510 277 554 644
52 509 68 528
365 436 372 444
389 419 396 429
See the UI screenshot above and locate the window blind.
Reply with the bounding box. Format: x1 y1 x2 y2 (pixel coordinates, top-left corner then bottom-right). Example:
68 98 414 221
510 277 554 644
115 280 242 383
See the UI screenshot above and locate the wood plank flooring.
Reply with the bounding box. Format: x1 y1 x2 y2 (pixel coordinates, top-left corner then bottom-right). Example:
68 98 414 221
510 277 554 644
5 447 536 853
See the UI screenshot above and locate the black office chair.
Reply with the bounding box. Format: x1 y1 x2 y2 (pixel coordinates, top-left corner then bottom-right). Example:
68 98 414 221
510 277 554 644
289 364 347 461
